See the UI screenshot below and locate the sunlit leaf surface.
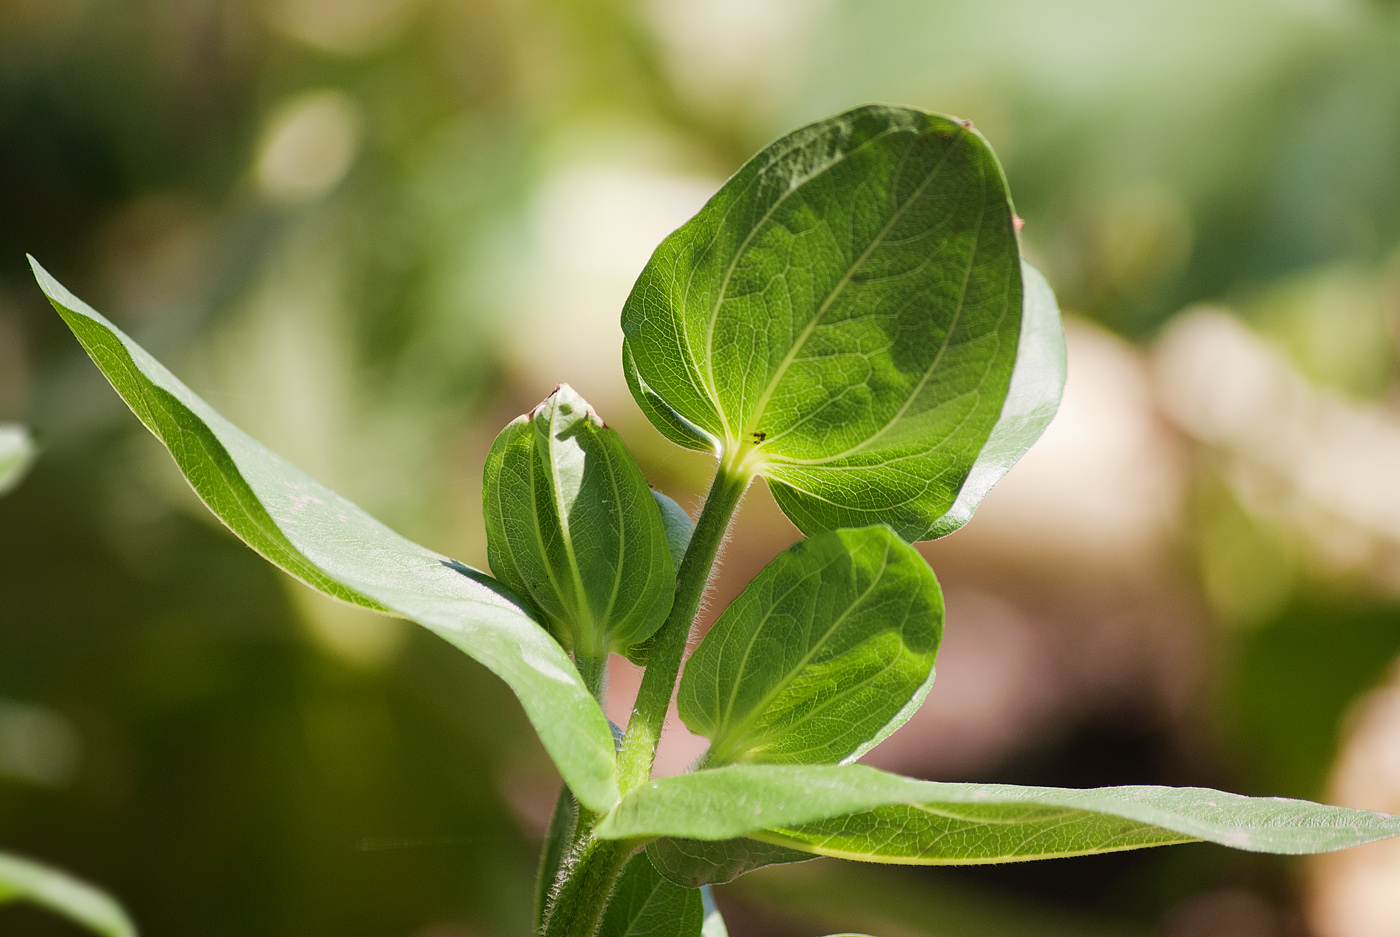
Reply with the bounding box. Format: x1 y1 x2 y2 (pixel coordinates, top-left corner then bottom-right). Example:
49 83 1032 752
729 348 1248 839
623 104 1025 541
597 764 1400 861
32 259 619 812
679 526 941 766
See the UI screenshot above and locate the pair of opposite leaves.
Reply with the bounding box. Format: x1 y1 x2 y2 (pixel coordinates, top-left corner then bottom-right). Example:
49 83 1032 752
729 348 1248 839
481 381 943 771
29 104 1400 911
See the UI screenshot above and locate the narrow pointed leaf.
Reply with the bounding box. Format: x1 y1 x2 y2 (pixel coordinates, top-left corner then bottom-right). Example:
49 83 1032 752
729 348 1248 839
929 262 1065 537
647 836 813 888
679 526 942 766
622 104 1024 542
0 851 136 937
0 424 37 496
596 764 1400 861
596 852 703 937
32 259 619 812
483 385 674 660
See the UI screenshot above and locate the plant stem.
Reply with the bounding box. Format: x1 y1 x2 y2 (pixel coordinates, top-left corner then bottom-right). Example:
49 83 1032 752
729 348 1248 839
575 652 608 703
616 455 751 792
538 833 636 937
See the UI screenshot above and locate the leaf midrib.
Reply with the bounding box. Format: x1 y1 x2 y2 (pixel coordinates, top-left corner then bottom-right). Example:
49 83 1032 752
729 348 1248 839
713 537 894 763
759 152 991 468
740 129 966 455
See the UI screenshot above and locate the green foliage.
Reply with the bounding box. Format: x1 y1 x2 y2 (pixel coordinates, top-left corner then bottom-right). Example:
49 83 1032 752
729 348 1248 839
484 384 676 663
0 851 136 937
32 101 1400 937
679 526 941 766
596 764 1400 859
30 258 619 814
595 854 703 937
622 104 1023 542
0 424 36 496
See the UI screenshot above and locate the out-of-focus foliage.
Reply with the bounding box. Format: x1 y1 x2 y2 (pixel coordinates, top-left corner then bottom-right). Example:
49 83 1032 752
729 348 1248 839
6 0 1400 935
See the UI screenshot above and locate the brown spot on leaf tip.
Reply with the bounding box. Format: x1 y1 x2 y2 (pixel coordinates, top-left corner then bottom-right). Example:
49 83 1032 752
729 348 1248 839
957 118 973 129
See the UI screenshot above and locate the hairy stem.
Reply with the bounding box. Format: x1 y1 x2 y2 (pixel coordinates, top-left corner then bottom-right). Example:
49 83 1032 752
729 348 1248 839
617 455 751 793
539 833 637 937
575 652 608 703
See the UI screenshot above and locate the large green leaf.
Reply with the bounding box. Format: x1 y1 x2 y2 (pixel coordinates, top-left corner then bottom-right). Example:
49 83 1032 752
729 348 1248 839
596 764 1400 861
595 852 703 937
622 104 1023 542
483 385 674 660
0 424 37 496
0 851 136 937
928 262 1065 537
31 258 619 812
679 526 941 766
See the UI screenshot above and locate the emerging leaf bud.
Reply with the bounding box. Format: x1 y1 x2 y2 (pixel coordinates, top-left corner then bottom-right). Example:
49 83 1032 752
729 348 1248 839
483 384 676 663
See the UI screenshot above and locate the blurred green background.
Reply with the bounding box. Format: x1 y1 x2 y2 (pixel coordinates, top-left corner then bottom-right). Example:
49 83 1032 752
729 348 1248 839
5 0 1400 934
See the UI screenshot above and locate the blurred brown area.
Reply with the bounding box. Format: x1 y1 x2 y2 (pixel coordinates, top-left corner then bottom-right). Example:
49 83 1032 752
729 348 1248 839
5 0 1400 935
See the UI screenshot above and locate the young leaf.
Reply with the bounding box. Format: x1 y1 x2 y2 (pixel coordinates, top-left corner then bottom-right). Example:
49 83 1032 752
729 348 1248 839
646 836 813 888
31 258 620 813
622 104 1024 542
483 385 675 661
651 490 695 573
0 851 136 937
928 263 1065 538
0 424 37 496
679 526 942 766
595 852 703 937
595 764 1400 860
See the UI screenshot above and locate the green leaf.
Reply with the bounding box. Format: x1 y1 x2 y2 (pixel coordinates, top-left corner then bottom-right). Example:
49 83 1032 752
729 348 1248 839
31 258 619 813
0 851 136 937
651 490 695 574
929 262 1065 537
647 836 813 888
596 852 703 937
679 526 942 766
596 764 1400 861
0 424 37 496
483 385 675 661
622 104 1024 542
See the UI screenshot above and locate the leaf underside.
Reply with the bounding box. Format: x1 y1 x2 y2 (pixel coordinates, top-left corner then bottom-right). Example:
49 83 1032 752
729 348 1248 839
597 764 1400 863
679 526 942 766
622 103 1024 542
930 261 1065 538
31 258 619 813
596 852 703 937
0 851 136 937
